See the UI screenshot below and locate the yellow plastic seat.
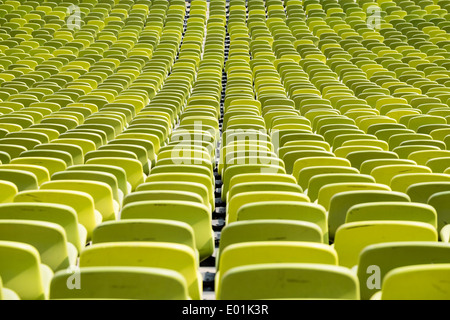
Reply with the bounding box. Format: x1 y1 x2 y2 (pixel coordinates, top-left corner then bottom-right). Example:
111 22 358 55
0 220 77 272
0 240 52 300
80 242 202 300
50 266 189 300
217 263 359 300
390 173 450 193
358 242 450 300
377 264 450 300
85 157 145 192
370 165 432 185
0 180 17 203
120 200 214 261
40 180 117 222
216 242 338 293
334 221 438 268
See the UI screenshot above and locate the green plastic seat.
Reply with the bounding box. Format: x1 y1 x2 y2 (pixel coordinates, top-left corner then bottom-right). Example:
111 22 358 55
0 180 17 203
377 264 450 300
51 170 121 204
0 169 38 191
10 157 67 176
235 201 328 243
334 221 438 268
50 266 189 300
14 190 101 239
328 191 411 239
370 164 432 185
318 182 391 210
216 241 338 293
0 220 76 271
390 173 450 192
120 201 214 261
218 220 323 256
79 242 201 300
358 241 450 299
0 275 19 300
85 157 145 191
0 240 52 300
217 263 360 300
347 202 438 228
40 180 117 222
92 219 197 255
307 173 376 202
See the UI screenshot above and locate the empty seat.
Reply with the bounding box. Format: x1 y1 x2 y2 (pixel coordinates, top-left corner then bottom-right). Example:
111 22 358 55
358 242 450 300
376 264 450 300
120 201 214 261
217 263 359 300
79 242 201 300
0 241 52 300
334 221 438 268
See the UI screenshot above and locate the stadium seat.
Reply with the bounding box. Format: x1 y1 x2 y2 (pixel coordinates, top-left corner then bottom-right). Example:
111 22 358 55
0 241 51 300
334 221 438 268
357 241 450 299
217 263 360 300
50 266 189 300
374 264 450 300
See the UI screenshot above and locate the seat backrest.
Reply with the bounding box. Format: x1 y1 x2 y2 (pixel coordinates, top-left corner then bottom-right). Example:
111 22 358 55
390 173 450 193
146 172 214 208
217 263 359 300
407 182 450 204
0 169 38 191
318 182 391 210
235 200 328 243
120 200 213 261
14 189 98 238
20 149 73 167
226 191 310 224
428 191 450 230
51 170 121 203
346 150 399 169
85 157 144 191
229 181 303 200
80 242 200 300
92 219 196 254
381 264 450 300
136 181 210 209
67 164 129 195
359 158 416 174
217 242 338 290
219 220 323 254
50 266 189 300
0 220 70 271
40 180 116 222
308 173 375 201
282 150 335 174
123 190 203 206
0 202 83 252
329 191 411 239
10 157 67 175
358 242 450 300
292 156 351 180
222 164 286 201
0 180 17 203
0 240 47 300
